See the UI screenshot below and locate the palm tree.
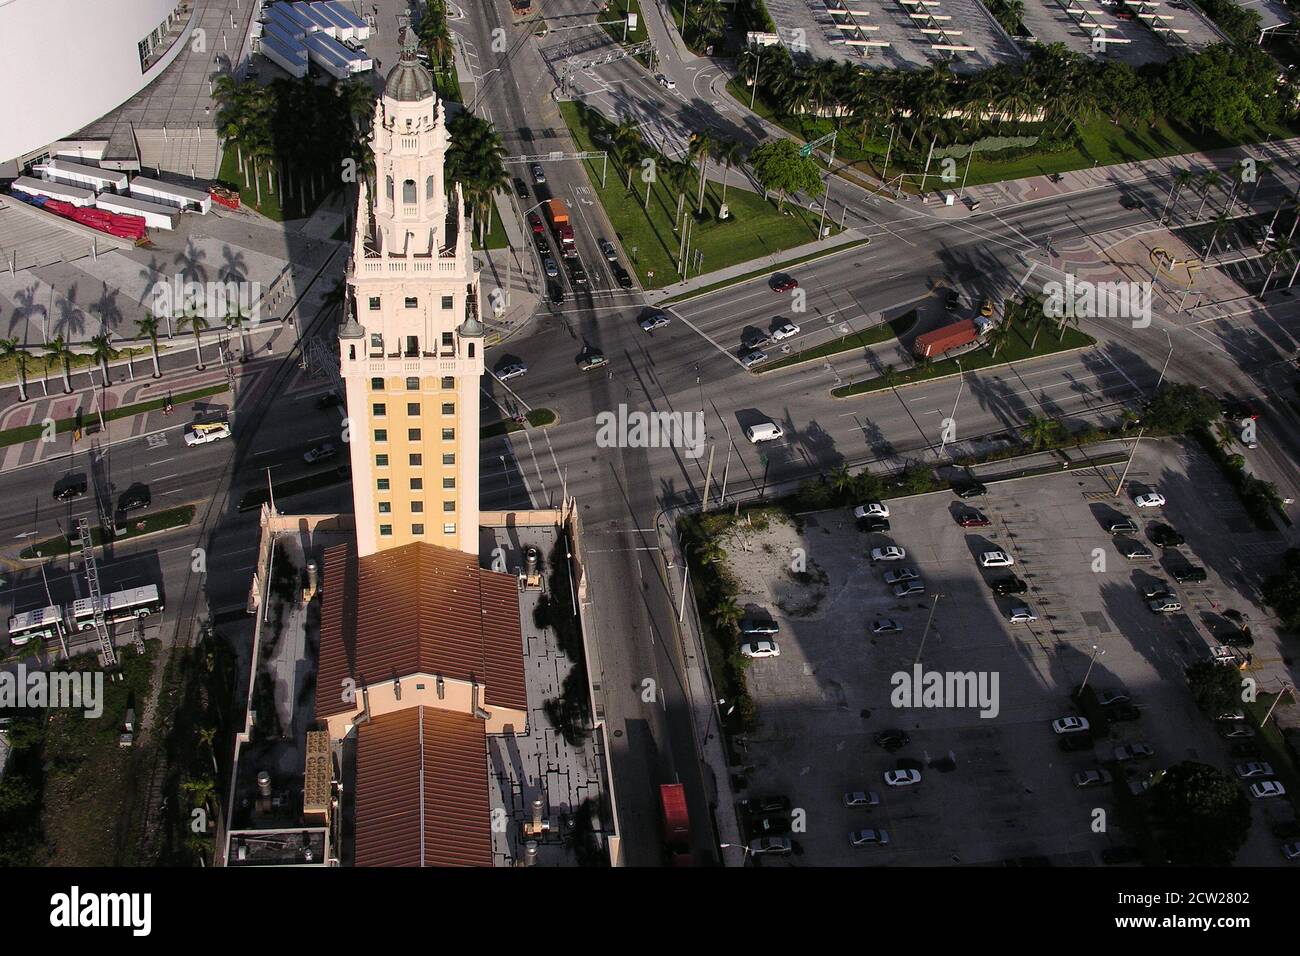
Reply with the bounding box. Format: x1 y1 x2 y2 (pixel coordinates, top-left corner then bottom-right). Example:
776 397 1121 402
1195 170 1222 220
829 464 854 497
1022 414 1059 450
688 131 713 216
1248 159 1272 208
1260 237 1294 296
986 320 1014 358
0 338 30 402
89 330 118 386
613 120 644 192
197 726 220 776
178 308 211 371
43 336 74 393
691 0 726 42
709 594 742 632
696 538 727 567
1161 168 1197 224
1203 210 1233 262
880 364 899 389
136 314 163 379
715 139 742 206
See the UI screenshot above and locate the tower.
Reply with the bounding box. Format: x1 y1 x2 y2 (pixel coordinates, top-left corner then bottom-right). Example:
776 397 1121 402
339 27 484 558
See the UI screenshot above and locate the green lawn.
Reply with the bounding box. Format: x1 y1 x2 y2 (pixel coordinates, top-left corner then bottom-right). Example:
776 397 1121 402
481 407 557 438
0 346 154 391
832 316 1096 398
601 0 649 44
760 311 917 373
217 149 286 222
729 77 1300 193
561 102 835 290
472 207 510 251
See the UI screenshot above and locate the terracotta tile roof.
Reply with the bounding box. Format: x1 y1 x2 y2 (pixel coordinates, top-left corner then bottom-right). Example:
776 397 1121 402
316 541 527 719
353 707 492 867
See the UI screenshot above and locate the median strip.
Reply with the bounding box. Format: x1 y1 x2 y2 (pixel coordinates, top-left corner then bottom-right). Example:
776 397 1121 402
0 383 230 449
757 311 917 374
658 237 872 307
20 505 197 559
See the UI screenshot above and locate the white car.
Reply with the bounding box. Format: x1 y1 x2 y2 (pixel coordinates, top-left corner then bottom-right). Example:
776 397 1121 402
771 321 801 341
640 313 671 332
1052 716 1090 735
854 501 890 519
893 581 925 597
1008 606 1037 624
884 769 921 787
849 828 890 847
494 362 528 381
883 567 919 585
748 836 793 856
183 422 231 446
1135 493 1166 508
1073 768 1113 789
871 546 906 562
740 639 780 659
1251 780 1287 799
1149 598 1182 613
871 619 902 634
1236 762 1275 779
598 238 618 261
303 442 337 464
980 551 1014 568
657 74 676 90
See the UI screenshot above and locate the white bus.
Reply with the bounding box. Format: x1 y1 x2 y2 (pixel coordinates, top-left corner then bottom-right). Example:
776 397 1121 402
7 605 66 646
71 585 163 631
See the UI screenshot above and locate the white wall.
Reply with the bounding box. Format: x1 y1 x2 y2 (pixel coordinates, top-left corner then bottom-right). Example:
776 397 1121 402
0 0 191 164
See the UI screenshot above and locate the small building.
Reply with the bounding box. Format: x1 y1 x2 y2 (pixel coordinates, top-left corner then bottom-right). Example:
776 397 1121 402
42 158 128 194
10 175 95 207
128 175 212 214
95 192 177 230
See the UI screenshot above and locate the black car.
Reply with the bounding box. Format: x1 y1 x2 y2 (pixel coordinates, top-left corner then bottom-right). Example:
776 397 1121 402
1107 703 1142 723
1220 394 1258 421
53 475 88 502
858 517 891 533
955 481 987 499
740 794 791 815
548 282 566 306
614 266 633 290
1058 733 1095 752
1148 523 1184 548
875 729 910 751
569 262 588 285
944 289 962 311
534 234 550 255
1120 197 1143 210
747 811 792 836
991 575 1028 596
316 391 342 410
1172 564 1207 584
1230 739 1260 759
117 484 151 513
513 176 528 199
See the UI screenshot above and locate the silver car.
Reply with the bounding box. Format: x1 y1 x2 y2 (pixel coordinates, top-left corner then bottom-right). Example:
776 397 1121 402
849 828 890 847
543 256 558 278
843 790 881 808
599 238 618 261
741 349 768 368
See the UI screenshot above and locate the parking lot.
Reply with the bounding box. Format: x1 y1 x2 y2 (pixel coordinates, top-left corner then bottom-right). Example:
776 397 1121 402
720 438 1294 865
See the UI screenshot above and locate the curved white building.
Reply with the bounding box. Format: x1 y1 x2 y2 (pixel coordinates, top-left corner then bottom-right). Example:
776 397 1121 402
0 0 194 166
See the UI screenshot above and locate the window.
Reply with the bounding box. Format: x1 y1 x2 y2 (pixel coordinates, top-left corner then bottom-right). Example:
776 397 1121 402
371 377 385 390
406 377 420 390
407 402 420 416
376 454 389 468
410 478 423 490
374 429 388 442
441 332 454 349
443 477 455 489
380 524 393 537
468 344 475 358
408 428 421 441
443 523 456 535
409 453 422 466
411 501 424 513
442 453 455 465
368 296 380 310
441 295 454 310
372 403 386 416
425 175 434 200
441 376 455 389
404 297 418 309
441 428 455 441
377 479 390 491
405 335 418 356
412 523 425 535
443 501 456 512
441 403 455 415
385 176 394 201
403 179 416 204
378 502 391 514
370 333 383 353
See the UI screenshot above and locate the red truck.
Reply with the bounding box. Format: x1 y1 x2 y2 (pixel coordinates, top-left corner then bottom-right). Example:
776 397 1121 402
546 198 578 258
659 783 694 866
912 319 981 360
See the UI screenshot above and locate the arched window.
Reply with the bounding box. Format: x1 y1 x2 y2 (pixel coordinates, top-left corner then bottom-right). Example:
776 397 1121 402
468 343 475 358
425 175 434 200
385 176 394 201
403 179 416 204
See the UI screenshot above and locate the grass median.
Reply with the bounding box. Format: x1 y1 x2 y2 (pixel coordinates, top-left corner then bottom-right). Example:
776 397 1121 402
561 101 835 291
758 310 917 373
20 505 196 558
481 407 557 439
832 319 1095 398
0 383 229 449
238 465 351 512
658 236 871 305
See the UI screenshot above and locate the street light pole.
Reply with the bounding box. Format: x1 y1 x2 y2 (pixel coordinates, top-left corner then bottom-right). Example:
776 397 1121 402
749 45 763 111
1080 644 1105 693
937 359 964 459
1113 427 1145 498
1153 330 1174 392
914 593 941 665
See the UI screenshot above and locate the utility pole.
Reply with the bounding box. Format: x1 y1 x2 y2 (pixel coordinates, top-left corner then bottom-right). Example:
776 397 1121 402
1153 331 1174 392
958 149 974 199
701 444 715 512
914 593 941 665
1080 644 1105 693
719 438 733 507
918 137 937 195
881 125 895 184
749 45 763 111
677 562 690 623
1260 683 1295 727
1113 427 1146 498
937 359 964 458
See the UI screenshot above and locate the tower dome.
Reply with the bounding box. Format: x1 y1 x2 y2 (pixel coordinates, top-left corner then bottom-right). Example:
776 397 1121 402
384 25 435 102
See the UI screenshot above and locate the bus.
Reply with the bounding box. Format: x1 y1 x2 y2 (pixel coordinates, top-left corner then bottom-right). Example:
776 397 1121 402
71 585 164 631
7 605 66 646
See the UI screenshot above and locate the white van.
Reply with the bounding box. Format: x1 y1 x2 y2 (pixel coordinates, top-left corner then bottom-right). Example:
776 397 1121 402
744 421 784 443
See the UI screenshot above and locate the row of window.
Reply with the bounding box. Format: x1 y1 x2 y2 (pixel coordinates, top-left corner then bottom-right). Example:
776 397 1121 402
373 403 455 416
384 176 435 205
377 501 457 513
379 524 457 537
370 332 459 355
372 376 456 391
377 477 456 490
373 428 455 442
367 295 455 310
374 453 455 467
